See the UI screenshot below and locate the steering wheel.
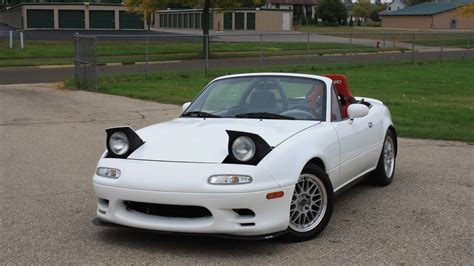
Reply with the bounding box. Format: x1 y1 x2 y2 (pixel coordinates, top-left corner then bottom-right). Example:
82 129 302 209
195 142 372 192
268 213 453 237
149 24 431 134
286 95 321 119
289 104 311 112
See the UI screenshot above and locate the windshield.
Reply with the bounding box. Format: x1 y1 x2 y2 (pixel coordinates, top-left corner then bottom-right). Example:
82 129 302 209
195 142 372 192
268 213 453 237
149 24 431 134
183 76 327 121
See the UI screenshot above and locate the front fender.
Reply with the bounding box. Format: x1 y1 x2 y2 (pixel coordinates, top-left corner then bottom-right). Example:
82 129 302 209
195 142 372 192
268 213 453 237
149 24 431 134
258 122 340 189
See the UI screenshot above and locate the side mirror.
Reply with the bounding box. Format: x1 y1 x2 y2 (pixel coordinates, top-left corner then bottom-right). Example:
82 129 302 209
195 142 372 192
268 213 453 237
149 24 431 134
182 102 191 113
347 104 369 120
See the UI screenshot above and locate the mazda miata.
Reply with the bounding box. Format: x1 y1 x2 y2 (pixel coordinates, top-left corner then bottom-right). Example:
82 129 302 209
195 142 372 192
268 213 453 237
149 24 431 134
92 73 397 241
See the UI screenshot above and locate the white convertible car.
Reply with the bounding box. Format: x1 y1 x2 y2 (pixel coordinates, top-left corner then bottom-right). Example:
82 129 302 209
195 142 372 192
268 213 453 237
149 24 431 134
93 73 397 241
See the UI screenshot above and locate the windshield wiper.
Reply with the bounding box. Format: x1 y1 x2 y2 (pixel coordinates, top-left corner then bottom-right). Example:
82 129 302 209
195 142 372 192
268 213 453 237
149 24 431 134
181 111 222 118
235 112 295 120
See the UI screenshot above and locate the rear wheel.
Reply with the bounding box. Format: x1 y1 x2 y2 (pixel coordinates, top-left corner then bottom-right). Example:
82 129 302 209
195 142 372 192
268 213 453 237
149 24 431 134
282 164 334 242
370 130 396 186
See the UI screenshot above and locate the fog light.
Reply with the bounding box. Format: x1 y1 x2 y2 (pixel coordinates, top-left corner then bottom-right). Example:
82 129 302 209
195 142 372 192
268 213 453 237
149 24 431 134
96 167 121 178
208 175 252 185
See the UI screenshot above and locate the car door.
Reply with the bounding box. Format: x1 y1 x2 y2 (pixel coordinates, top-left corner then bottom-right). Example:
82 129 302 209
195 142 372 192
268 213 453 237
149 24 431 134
329 87 375 189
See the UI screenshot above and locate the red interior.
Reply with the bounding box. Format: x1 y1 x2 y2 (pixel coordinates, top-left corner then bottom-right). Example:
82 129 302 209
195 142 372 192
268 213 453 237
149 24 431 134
306 83 323 111
323 74 354 118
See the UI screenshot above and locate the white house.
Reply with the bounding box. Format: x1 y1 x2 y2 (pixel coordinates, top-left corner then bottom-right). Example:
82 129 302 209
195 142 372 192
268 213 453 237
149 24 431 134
386 0 406 13
262 1 294 10
262 0 318 20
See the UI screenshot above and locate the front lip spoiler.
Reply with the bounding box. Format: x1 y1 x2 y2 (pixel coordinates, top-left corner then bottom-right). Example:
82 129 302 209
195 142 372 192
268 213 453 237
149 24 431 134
93 217 288 241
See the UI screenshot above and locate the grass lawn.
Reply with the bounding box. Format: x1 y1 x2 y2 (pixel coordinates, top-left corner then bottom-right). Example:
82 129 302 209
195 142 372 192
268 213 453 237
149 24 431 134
0 39 399 67
65 60 474 142
298 25 404 33
414 37 472 48
299 27 473 48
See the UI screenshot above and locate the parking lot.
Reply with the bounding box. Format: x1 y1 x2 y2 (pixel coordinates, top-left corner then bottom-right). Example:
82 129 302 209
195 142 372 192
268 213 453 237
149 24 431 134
0 83 472 264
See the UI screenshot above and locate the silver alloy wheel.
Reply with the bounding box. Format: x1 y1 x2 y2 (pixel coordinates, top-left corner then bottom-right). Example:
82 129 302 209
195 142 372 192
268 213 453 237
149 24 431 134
383 136 395 178
289 174 328 233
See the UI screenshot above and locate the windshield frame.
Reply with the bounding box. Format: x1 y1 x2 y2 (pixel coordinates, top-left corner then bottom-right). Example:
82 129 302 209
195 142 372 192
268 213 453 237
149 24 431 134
181 74 329 122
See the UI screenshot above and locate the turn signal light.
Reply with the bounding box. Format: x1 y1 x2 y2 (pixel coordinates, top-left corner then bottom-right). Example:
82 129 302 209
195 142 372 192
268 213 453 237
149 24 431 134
208 175 253 185
96 167 121 179
266 191 284 200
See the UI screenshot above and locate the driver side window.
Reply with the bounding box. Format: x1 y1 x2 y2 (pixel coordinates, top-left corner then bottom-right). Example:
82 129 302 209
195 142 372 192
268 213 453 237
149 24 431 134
331 86 343 122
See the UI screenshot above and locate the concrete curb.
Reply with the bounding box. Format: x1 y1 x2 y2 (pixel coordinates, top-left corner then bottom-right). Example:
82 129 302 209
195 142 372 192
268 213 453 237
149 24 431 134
31 60 184 69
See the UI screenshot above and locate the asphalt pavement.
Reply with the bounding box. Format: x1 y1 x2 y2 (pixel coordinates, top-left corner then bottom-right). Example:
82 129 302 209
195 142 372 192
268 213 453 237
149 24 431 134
0 25 187 40
0 83 472 264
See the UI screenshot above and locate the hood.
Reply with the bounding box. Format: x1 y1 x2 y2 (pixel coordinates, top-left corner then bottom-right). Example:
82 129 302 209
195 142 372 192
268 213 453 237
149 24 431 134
128 118 319 163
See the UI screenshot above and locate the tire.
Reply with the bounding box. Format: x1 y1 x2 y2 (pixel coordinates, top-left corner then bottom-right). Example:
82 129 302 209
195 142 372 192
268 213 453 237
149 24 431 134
282 163 334 242
369 130 396 186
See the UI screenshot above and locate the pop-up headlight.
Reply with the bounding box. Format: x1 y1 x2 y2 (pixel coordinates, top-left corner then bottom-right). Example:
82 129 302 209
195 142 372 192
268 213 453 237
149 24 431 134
223 130 272 166
105 127 144 159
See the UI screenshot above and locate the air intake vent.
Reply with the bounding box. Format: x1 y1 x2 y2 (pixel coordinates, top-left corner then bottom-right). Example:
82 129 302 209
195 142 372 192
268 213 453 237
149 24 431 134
124 201 212 218
240 223 255 227
233 208 255 217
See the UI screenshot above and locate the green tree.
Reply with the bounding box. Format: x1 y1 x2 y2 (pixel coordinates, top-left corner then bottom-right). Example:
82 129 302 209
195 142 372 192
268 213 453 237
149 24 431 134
124 0 172 29
185 0 262 35
370 10 380 22
375 2 388 13
316 0 348 25
352 0 371 22
458 3 474 17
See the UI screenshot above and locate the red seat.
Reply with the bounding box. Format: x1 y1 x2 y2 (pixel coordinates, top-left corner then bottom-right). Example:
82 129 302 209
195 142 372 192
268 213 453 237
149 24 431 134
323 74 354 118
306 83 323 111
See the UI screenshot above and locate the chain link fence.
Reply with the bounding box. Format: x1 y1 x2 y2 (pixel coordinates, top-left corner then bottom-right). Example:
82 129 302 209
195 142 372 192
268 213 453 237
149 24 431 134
73 31 473 90
74 35 98 91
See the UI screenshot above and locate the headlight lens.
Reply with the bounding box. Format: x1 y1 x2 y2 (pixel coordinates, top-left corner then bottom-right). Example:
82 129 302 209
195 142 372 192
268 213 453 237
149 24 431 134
231 136 256 162
109 132 129 156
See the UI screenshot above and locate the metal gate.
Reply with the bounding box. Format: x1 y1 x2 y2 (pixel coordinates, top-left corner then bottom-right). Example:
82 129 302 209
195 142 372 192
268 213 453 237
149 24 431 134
74 35 98 91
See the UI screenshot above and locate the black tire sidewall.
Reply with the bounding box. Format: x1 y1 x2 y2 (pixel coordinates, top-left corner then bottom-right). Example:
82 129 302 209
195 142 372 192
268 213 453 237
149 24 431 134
372 131 396 186
282 163 334 242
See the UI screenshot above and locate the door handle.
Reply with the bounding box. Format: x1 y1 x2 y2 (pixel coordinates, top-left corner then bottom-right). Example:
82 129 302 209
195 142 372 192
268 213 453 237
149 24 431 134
368 122 373 128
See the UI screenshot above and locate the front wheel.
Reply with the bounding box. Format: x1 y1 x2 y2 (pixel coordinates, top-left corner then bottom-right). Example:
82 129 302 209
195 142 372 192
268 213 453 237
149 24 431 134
282 164 334 242
369 130 396 186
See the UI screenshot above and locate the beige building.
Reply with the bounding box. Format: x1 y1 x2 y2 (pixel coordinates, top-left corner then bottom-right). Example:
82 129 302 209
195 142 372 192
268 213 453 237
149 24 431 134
0 3 147 30
381 2 474 29
155 8 293 32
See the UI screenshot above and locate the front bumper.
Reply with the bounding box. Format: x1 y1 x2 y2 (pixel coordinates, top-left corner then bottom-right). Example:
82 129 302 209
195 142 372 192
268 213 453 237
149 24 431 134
92 217 289 240
94 184 294 236
93 159 294 236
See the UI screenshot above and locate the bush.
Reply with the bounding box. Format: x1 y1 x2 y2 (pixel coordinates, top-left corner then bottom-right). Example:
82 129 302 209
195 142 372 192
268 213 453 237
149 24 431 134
319 21 340 26
342 18 348 26
362 21 382 27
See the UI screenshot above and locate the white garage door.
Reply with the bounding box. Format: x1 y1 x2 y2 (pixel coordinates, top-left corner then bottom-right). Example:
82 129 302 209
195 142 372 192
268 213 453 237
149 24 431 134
282 13 291 31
